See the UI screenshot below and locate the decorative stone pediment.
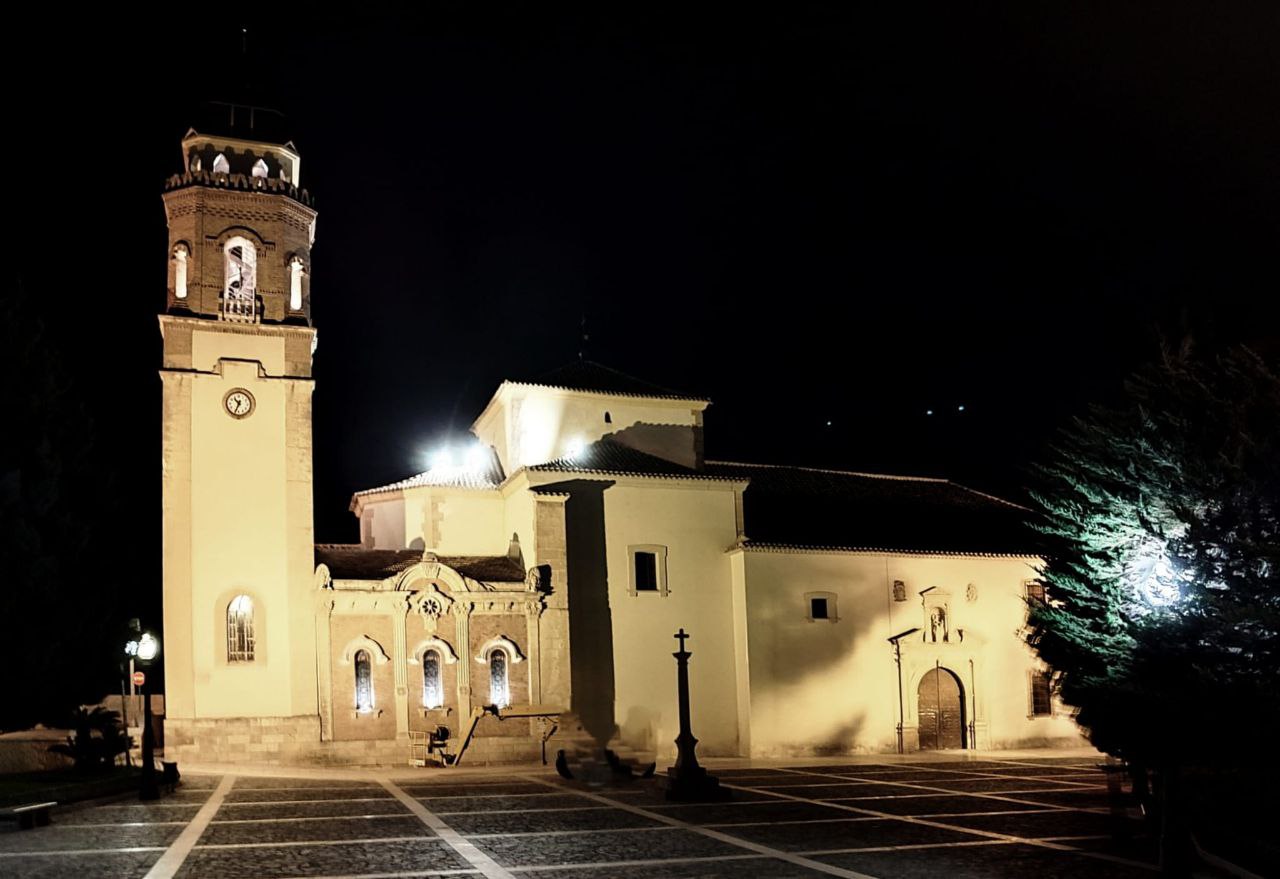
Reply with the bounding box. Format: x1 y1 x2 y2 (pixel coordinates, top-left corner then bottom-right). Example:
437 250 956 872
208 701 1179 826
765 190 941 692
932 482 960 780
408 636 459 665
338 635 391 665
389 561 496 594
474 635 525 664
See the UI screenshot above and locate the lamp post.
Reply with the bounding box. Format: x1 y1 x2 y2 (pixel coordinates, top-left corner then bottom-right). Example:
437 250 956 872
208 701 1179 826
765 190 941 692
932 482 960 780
887 627 920 755
134 632 161 801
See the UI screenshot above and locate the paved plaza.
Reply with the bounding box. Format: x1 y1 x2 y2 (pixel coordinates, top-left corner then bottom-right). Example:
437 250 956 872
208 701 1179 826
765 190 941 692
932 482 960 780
0 753 1162 878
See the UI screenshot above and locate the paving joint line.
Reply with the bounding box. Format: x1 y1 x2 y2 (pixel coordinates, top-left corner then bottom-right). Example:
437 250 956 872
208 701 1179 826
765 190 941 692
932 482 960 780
140 773 235 879
378 775 517 879
519 774 882 879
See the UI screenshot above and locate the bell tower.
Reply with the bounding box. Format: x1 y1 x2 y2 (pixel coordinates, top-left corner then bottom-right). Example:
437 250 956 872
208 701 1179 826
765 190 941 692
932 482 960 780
159 102 321 756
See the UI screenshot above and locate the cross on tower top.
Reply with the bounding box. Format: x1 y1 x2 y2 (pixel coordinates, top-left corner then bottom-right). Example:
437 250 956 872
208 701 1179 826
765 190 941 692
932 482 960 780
674 628 690 651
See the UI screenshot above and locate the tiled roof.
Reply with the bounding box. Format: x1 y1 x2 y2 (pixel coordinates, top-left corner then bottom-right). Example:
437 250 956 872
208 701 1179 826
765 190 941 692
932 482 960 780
530 439 742 481
314 545 526 583
704 461 1036 556
353 449 504 498
514 359 707 401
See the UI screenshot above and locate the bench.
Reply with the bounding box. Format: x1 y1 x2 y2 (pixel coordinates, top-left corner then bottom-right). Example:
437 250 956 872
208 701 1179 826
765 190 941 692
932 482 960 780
0 802 56 830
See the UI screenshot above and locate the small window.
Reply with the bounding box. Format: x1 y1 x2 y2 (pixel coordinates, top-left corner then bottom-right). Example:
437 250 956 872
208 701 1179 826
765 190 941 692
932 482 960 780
172 244 189 300
191 154 202 172
635 552 657 591
1025 581 1047 608
422 649 443 709
892 580 907 602
226 594 255 662
1030 671 1052 716
252 158 269 178
212 152 230 174
488 649 510 709
604 411 612 424
628 544 669 595
805 591 838 622
355 649 374 713
288 256 305 310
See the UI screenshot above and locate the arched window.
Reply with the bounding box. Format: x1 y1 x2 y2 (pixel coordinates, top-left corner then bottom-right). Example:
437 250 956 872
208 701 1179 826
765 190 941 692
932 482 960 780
251 158 268 179
224 237 257 302
227 595 255 662
172 244 189 299
422 649 443 709
212 152 230 174
488 648 510 708
288 256 305 311
354 649 374 713
191 154 202 173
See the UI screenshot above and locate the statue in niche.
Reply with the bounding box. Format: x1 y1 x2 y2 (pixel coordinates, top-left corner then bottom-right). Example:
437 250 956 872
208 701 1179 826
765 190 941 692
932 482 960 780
929 606 949 643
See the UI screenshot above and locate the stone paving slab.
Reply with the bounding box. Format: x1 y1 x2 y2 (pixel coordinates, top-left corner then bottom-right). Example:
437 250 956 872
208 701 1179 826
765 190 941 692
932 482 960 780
229 777 380 789
812 840 1156 879
397 781 550 797
597 783 782 805
0 822 183 853
937 809 1139 839
900 778 1084 794
470 827 742 867
828 794 1055 816
200 814 434 845
424 792 590 813
0 851 161 879
62 803 203 824
175 838 470 878
715 816 981 852
214 798 409 820
646 799 856 825
1003 788 1118 809
450 805 666 835
223 786 388 803
510 855 833 878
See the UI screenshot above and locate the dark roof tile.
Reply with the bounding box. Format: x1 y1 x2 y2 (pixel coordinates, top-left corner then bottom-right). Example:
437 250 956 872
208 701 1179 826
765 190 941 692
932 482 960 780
314 545 525 583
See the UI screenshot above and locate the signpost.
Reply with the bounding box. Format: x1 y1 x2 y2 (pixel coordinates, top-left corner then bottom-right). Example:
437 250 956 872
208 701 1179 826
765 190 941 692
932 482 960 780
132 671 146 688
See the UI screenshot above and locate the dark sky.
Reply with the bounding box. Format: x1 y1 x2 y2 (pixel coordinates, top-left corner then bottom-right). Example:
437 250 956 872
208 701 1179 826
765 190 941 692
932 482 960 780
8 6 1280 610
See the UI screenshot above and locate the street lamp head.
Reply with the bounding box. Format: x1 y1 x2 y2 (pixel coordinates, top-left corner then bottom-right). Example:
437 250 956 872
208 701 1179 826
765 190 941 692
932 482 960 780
887 627 921 644
136 632 160 662
124 640 139 657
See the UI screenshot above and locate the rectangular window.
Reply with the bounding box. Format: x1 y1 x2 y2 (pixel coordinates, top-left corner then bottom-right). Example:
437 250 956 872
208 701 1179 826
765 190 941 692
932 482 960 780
627 545 669 596
1025 581 1046 607
1030 671 1052 716
810 597 829 619
634 552 658 591
805 591 838 622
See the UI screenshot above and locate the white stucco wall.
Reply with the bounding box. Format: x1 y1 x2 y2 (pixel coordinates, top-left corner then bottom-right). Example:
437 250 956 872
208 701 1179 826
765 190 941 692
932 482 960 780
735 549 1086 756
601 481 743 757
473 384 706 472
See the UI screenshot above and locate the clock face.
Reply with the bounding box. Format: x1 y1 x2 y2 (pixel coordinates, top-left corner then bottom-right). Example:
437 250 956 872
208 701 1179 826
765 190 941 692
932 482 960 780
224 389 254 419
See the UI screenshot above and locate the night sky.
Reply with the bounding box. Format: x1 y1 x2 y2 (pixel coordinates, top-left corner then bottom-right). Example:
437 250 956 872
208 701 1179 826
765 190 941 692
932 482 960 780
8 7 1280 617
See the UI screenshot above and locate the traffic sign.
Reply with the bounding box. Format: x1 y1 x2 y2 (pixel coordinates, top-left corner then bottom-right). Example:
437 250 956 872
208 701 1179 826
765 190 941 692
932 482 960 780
132 671 146 687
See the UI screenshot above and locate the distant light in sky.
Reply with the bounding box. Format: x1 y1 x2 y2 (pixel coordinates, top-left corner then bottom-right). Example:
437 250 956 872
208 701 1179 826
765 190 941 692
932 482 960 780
958 404 966 412
926 409 934 416
826 420 832 427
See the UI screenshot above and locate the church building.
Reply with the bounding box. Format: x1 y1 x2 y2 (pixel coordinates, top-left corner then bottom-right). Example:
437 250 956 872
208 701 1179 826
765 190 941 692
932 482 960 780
158 106 1084 765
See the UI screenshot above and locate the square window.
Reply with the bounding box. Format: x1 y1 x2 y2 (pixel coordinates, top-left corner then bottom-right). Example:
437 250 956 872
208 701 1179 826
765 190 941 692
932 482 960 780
810 597 829 619
805 591 837 622
635 552 658 591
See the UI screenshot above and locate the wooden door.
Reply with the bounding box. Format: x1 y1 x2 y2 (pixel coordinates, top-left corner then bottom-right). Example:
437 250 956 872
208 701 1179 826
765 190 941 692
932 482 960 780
917 667 965 750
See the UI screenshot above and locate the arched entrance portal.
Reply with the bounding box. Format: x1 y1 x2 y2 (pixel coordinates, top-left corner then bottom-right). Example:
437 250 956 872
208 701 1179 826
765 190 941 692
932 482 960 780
917 666 966 750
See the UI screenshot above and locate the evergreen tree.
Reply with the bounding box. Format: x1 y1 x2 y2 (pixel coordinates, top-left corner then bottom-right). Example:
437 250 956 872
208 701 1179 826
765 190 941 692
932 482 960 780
1029 342 1280 870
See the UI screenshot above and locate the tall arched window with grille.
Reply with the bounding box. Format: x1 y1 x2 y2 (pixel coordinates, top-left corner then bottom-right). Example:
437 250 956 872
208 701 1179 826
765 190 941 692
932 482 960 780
223 237 257 302
354 650 374 713
172 244 189 299
488 648 510 708
422 649 443 709
226 595 255 662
